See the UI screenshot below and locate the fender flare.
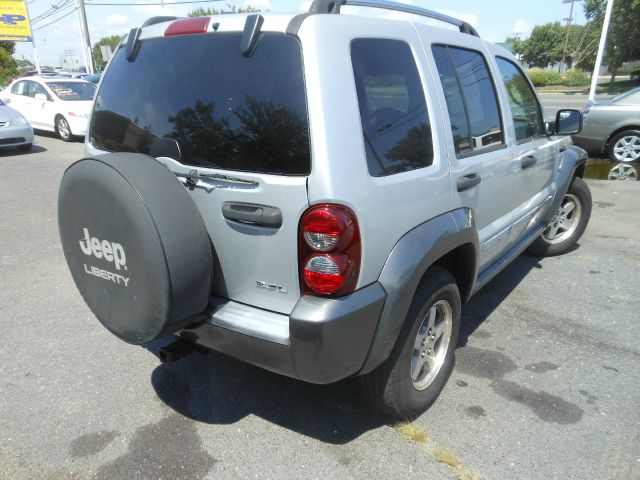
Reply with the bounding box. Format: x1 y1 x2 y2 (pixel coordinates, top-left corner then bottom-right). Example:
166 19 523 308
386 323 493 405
541 145 588 223
359 208 479 374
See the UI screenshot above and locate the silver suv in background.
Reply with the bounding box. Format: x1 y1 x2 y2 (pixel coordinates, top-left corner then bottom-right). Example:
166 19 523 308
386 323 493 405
57 0 591 419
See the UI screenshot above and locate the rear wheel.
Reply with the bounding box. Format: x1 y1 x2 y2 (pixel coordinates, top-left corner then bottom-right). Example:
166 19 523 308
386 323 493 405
527 177 592 257
55 115 72 142
359 267 461 420
609 130 640 163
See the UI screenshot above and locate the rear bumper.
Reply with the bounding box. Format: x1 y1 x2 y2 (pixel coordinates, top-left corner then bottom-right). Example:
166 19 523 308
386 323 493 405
179 282 386 384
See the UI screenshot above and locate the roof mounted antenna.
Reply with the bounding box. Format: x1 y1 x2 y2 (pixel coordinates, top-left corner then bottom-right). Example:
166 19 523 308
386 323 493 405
241 14 264 56
307 0 479 37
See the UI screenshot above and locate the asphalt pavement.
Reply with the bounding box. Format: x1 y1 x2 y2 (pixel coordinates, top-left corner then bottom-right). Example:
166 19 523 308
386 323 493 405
0 134 639 480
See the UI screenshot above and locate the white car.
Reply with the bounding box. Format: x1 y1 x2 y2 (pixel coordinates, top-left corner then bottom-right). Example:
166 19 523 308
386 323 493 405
0 101 34 151
1 78 95 141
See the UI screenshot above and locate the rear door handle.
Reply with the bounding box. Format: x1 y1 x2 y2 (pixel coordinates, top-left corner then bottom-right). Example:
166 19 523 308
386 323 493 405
457 173 481 192
222 202 282 228
521 155 538 169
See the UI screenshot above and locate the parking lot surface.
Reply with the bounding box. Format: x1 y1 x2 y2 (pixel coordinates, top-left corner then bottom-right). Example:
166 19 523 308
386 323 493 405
1 134 639 480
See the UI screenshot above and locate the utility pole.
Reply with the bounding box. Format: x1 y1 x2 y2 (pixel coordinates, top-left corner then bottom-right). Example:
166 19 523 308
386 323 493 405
25 0 41 73
75 0 94 74
589 0 614 101
560 0 577 74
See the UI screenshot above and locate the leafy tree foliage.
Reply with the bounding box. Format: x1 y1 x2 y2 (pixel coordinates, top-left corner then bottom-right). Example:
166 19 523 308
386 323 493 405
188 4 259 16
584 0 640 83
92 35 125 71
0 41 18 85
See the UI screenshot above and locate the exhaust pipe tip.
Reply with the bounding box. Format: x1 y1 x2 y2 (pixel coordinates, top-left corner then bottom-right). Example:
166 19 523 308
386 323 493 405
158 338 196 364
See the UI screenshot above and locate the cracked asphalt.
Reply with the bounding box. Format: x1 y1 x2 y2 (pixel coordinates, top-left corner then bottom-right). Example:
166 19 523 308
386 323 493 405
1 134 639 480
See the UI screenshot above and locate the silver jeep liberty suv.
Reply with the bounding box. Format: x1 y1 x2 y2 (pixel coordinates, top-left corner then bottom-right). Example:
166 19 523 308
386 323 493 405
58 0 591 419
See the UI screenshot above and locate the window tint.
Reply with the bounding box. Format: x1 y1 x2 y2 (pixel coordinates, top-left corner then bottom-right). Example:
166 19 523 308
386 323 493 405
91 33 310 175
352 39 433 176
432 45 504 154
495 57 543 141
431 46 470 153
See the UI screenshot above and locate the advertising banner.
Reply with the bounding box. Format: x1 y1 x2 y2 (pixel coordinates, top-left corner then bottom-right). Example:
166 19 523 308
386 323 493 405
0 0 33 42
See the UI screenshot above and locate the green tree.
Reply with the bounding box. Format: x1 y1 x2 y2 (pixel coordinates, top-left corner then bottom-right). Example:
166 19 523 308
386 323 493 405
188 4 259 16
0 41 18 85
518 22 565 68
584 0 640 84
92 35 125 71
15 57 34 73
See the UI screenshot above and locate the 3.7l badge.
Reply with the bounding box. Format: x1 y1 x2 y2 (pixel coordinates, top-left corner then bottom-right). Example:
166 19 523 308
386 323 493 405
256 281 288 294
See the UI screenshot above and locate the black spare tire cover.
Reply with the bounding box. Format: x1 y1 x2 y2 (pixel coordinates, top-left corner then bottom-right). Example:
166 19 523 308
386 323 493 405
58 153 213 344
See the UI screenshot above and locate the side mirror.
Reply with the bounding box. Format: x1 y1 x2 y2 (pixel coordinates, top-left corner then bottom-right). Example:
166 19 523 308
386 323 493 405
34 93 47 101
555 109 582 135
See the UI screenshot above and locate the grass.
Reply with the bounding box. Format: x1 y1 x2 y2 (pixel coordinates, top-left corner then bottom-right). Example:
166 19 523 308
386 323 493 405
596 79 640 95
393 422 429 443
435 447 461 468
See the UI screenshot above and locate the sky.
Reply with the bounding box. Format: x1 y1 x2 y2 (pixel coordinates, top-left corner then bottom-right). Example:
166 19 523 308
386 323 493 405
16 0 589 67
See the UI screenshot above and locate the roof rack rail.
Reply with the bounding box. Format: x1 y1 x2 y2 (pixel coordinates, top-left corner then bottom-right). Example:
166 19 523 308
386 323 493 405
307 0 480 37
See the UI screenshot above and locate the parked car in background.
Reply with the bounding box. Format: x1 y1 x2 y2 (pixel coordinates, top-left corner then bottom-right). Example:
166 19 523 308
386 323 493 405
0 99 34 151
80 73 101 85
572 87 640 162
1 78 96 141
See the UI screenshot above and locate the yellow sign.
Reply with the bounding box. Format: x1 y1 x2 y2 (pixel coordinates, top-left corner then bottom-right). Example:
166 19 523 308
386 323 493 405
0 0 33 42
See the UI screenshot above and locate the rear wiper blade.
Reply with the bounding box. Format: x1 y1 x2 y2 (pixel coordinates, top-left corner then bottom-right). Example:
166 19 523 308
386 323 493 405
174 169 258 187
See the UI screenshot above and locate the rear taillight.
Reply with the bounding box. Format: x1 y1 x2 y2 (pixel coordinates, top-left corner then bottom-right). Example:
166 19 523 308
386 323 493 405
164 17 210 36
299 204 361 296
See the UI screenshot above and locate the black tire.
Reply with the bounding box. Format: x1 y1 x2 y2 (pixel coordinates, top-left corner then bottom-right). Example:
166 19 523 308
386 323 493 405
55 115 72 142
608 130 640 163
527 177 592 257
359 266 461 420
17 143 32 152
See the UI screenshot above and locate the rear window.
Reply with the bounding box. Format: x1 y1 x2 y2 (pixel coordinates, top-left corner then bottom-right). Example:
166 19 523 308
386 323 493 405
90 33 310 176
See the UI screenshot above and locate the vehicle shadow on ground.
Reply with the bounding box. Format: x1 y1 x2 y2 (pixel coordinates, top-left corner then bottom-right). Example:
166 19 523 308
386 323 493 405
35 130 84 143
0 144 47 156
458 253 543 347
150 251 566 444
149 346 383 444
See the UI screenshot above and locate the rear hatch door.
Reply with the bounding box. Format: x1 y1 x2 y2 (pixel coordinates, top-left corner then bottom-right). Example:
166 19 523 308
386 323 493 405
88 29 310 314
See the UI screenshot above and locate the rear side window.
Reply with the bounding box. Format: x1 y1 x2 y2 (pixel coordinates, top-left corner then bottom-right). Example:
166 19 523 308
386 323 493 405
495 57 543 141
351 39 433 176
91 33 310 175
432 45 504 155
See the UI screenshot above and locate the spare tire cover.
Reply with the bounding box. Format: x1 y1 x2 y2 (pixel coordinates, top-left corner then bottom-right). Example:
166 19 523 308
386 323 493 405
58 153 212 344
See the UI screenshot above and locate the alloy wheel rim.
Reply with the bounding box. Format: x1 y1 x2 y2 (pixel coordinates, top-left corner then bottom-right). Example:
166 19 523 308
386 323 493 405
608 163 638 181
613 135 640 162
411 299 452 391
542 193 582 244
58 119 70 139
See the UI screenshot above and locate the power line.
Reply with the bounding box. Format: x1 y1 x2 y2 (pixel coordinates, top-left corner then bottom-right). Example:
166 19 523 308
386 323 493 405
33 7 78 30
32 3 75 26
